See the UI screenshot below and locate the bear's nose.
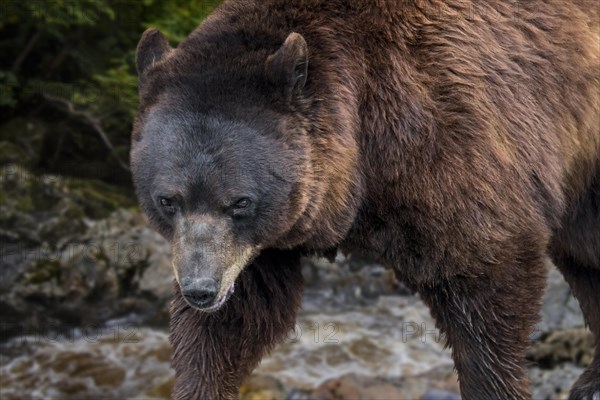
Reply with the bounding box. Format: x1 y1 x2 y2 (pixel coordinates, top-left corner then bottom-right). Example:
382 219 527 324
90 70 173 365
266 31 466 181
181 278 219 309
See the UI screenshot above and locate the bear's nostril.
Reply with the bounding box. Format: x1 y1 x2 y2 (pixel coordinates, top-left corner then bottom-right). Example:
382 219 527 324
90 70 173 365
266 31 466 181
188 291 213 304
181 278 219 309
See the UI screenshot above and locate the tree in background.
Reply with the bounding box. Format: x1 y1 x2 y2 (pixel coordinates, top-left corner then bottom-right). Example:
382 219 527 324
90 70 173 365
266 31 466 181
0 0 221 185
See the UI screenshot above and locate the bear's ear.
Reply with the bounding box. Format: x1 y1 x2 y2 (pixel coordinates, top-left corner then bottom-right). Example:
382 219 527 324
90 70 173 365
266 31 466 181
266 32 309 100
136 28 172 76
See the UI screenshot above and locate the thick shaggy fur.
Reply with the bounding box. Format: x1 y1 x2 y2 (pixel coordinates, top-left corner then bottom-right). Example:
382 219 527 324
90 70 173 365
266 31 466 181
132 1 600 399
170 249 303 399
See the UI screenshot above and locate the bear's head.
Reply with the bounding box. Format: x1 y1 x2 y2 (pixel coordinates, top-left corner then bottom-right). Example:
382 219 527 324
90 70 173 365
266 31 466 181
131 28 328 311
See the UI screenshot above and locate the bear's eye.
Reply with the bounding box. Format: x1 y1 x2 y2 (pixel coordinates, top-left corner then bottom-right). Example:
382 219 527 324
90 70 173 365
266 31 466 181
158 196 177 214
234 198 251 209
228 198 253 218
160 197 172 207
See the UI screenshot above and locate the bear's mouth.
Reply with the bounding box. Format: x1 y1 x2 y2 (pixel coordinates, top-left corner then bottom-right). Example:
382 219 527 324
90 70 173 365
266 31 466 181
195 283 235 313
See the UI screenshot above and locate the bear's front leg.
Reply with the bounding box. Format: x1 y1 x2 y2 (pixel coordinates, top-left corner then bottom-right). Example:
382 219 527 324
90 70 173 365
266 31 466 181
169 248 303 400
417 255 547 400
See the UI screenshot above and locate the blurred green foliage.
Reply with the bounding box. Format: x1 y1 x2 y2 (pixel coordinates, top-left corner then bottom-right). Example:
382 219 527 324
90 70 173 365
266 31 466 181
0 0 221 185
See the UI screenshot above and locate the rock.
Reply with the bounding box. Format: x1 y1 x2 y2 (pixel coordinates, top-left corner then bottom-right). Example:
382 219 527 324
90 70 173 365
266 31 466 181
240 375 287 400
301 252 410 311
421 389 462 400
526 327 592 399
398 366 460 400
537 264 585 334
144 376 174 399
311 375 391 399
311 367 459 400
0 164 134 244
83 209 173 313
287 388 314 400
527 328 594 368
529 364 585 400
0 165 171 340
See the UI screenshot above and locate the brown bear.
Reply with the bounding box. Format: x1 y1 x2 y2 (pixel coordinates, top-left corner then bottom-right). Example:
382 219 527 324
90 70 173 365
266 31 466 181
130 1 600 399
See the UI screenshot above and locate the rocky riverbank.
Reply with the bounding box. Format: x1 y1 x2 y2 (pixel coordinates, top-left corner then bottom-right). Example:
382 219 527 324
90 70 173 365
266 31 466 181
0 283 592 400
0 165 173 339
0 165 593 399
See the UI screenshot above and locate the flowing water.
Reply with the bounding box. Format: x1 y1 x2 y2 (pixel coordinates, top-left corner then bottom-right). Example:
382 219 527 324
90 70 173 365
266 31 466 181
0 294 453 399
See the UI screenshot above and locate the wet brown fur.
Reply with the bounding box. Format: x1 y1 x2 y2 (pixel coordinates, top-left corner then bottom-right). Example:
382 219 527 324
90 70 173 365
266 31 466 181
133 1 600 399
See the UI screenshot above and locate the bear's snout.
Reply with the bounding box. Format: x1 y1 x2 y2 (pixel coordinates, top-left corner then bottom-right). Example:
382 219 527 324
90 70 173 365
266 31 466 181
180 277 219 309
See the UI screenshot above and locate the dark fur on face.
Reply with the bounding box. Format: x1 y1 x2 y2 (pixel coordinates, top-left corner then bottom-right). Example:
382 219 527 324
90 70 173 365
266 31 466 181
131 1 600 399
132 108 311 302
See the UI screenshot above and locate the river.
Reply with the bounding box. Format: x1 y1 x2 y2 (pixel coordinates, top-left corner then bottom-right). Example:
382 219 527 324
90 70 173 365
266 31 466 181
0 291 455 399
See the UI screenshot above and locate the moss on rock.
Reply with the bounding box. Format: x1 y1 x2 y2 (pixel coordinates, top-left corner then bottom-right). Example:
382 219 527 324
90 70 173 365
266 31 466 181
25 259 62 284
0 164 135 245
